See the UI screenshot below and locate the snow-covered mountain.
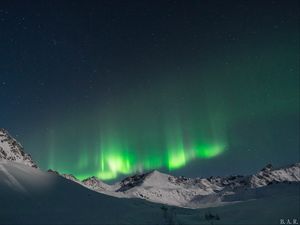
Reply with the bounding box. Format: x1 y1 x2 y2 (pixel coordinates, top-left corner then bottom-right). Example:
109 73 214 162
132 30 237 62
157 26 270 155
2 160 299 225
0 129 37 168
114 170 222 207
81 176 113 191
0 160 183 225
60 162 300 208
249 163 300 187
0 128 299 224
1 128 299 208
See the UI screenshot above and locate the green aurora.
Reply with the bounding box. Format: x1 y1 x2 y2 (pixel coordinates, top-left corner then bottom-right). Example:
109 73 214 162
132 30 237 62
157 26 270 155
48 134 226 180
45 100 228 180
44 67 232 180
9 1 298 181
42 39 298 180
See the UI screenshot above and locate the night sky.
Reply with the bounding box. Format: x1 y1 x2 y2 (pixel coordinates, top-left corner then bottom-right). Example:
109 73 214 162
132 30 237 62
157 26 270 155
0 0 299 181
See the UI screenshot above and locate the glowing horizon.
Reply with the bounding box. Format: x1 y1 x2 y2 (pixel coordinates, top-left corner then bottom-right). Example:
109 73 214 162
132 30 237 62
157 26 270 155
47 132 226 181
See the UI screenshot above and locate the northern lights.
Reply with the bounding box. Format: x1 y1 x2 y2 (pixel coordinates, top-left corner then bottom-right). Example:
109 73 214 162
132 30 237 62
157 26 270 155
48 136 226 181
0 1 299 181
44 100 228 180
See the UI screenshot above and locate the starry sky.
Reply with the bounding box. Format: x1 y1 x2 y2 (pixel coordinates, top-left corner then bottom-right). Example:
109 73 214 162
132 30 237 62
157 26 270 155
0 0 299 181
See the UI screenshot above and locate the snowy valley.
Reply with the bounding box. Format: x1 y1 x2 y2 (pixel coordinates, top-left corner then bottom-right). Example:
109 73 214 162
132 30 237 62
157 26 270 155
1 128 299 224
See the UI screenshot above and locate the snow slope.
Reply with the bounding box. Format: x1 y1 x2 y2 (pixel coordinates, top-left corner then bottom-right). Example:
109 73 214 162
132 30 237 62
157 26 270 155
0 128 299 224
1 160 299 225
61 163 300 208
249 163 300 187
0 129 37 167
0 160 196 224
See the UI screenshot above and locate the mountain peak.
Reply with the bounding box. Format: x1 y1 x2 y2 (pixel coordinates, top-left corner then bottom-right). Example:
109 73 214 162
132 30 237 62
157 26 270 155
249 163 300 188
81 176 111 191
148 169 166 176
116 171 150 192
55 162 300 208
261 163 273 172
82 176 102 183
116 170 173 192
0 129 37 168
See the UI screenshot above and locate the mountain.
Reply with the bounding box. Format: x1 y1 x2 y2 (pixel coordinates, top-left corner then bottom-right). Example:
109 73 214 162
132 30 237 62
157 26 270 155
2 160 299 225
0 160 188 224
249 163 300 187
0 128 299 224
0 128 37 168
115 170 221 207
1 128 299 209
61 163 300 208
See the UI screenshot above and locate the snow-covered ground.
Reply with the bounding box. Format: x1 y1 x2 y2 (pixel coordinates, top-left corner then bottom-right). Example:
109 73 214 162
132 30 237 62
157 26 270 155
0 160 299 225
0 160 174 224
1 128 299 224
60 163 300 209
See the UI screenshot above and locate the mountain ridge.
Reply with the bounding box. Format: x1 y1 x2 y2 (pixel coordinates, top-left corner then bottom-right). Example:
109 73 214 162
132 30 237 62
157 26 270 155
1 128 299 209
2 159 299 224
0 129 37 168
57 162 300 208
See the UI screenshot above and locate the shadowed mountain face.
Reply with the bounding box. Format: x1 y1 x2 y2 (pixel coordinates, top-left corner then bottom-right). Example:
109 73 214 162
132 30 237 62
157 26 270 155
0 129 37 168
0 161 170 225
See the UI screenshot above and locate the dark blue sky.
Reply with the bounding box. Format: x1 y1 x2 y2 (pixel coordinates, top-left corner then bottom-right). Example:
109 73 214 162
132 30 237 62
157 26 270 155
0 0 299 180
